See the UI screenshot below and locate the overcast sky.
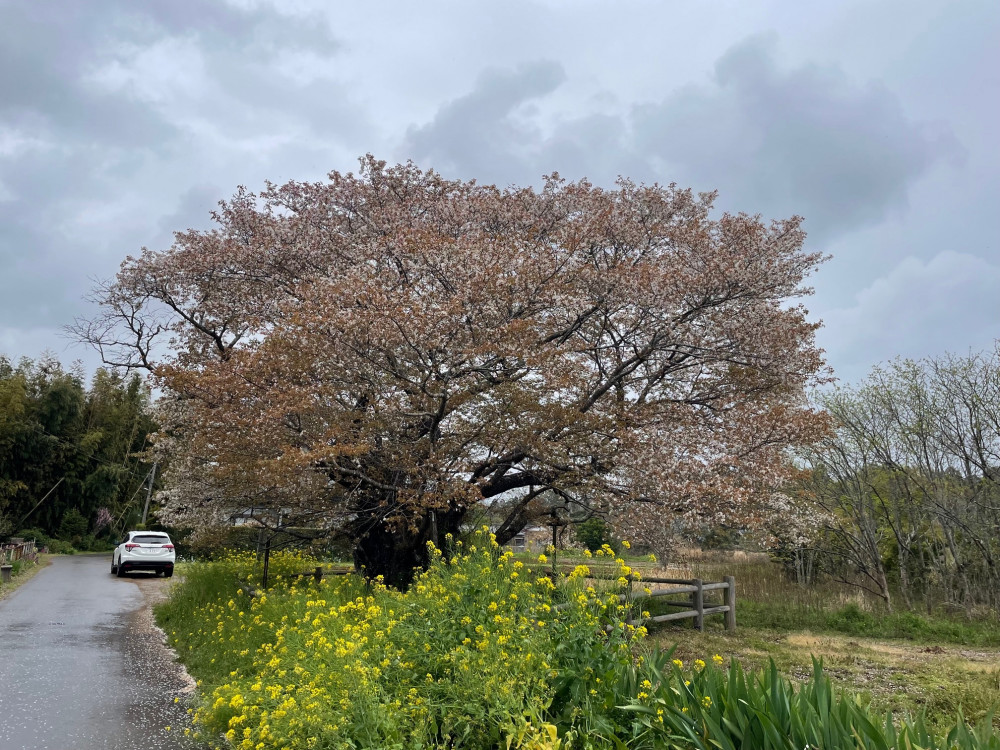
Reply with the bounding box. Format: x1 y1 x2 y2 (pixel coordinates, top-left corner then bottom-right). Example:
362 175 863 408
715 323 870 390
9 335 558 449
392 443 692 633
1 0 997 386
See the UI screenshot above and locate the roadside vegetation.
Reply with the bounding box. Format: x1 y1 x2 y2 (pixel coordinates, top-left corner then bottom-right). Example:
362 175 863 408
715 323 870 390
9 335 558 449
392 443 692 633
0 554 44 601
158 531 1000 749
675 553 1000 647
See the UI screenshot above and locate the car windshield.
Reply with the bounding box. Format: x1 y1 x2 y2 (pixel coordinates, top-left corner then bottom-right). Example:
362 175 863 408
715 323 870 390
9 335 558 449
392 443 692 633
131 535 170 545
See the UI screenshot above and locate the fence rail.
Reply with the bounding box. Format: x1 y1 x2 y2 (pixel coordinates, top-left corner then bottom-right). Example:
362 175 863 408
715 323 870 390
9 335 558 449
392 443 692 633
548 574 736 632
634 575 737 631
0 540 37 566
257 565 736 632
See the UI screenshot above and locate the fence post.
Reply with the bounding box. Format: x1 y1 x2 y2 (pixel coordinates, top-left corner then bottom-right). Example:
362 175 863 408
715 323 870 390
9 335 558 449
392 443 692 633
724 575 736 631
693 578 704 631
550 523 558 577
261 537 271 589
314 566 323 584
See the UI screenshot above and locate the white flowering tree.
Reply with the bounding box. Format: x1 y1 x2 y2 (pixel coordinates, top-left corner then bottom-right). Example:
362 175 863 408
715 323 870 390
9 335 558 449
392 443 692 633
79 157 830 585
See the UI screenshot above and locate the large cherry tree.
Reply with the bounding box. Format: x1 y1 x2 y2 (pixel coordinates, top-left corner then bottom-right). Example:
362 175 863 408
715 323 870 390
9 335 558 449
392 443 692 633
80 157 830 585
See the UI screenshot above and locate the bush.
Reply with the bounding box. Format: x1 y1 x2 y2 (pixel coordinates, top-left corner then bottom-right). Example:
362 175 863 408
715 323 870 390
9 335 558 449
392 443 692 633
162 530 643 748
700 525 742 551
159 532 1000 749
16 527 75 554
58 508 88 543
827 602 877 634
574 518 620 555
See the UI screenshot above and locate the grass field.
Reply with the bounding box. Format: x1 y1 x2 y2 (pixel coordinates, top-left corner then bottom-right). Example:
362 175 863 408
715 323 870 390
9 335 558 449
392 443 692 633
645 550 1000 732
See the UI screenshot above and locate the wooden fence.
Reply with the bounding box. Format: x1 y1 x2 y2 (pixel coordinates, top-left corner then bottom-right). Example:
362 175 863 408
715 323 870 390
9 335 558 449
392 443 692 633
257 565 736 632
621 575 736 632
0 540 37 566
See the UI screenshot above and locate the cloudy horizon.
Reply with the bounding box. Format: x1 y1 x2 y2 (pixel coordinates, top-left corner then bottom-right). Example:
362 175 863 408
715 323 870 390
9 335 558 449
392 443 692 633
1 0 997 386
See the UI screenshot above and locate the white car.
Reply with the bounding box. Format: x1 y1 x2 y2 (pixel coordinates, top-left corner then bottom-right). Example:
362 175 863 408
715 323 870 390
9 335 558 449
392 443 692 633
112 531 175 577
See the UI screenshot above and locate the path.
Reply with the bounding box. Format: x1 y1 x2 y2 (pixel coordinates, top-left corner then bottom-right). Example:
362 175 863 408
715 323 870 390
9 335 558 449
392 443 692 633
0 554 201 750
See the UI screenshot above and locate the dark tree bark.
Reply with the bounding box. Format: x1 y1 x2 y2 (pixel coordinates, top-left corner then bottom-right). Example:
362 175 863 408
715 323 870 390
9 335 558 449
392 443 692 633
350 506 463 589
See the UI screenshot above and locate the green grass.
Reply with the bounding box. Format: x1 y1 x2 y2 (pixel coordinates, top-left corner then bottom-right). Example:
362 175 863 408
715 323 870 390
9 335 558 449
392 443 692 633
654 623 1000 734
733 600 1000 646
644 552 1000 646
645 552 1000 734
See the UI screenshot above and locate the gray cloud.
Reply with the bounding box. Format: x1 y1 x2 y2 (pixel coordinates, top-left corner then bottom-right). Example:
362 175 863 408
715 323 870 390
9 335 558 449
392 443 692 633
403 61 568 185
0 0 353 347
402 36 958 245
820 251 1000 385
632 35 961 243
0 0 994 390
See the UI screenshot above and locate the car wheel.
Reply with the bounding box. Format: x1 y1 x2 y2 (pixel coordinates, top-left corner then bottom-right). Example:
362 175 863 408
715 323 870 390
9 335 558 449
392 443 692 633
165 569 173 578
116 563 126 577
111 559 118 575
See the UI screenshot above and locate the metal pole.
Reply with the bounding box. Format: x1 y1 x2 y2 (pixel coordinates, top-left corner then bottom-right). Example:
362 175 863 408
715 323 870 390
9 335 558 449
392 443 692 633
140 463 158 526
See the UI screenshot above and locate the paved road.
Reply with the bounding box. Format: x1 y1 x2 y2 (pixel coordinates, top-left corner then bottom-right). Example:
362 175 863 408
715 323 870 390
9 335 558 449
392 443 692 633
0 554 202 750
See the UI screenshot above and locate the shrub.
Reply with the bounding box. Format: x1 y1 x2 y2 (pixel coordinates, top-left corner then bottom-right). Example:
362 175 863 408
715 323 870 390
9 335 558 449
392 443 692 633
58 508 88 543
164 530 642 748
160 532 1000 749
827 602 877 635
574 518 620 555
17 526 75 554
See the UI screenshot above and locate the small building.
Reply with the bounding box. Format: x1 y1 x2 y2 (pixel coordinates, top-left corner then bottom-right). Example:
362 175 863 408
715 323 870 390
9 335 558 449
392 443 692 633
507 526 550 553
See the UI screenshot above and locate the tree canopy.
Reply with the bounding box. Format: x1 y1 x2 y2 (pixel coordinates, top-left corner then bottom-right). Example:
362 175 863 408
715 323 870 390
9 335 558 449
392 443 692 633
80 157 830 584
0 355 156 542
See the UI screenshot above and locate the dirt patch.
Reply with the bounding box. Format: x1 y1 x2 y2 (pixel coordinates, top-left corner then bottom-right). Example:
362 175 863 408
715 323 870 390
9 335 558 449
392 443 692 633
781 632 999 675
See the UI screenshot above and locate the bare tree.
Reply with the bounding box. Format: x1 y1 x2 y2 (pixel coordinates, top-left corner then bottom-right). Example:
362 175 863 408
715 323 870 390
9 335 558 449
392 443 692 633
804 349 1000 613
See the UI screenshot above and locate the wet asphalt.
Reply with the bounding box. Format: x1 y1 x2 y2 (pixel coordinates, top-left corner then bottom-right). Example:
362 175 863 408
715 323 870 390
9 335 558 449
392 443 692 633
0 554 204 750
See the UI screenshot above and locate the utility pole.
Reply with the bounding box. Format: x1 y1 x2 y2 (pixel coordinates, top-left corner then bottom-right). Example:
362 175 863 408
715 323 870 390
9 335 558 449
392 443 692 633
140 462 158 526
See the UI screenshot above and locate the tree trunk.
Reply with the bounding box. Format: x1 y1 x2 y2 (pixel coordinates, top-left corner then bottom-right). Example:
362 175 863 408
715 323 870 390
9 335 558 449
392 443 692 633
877 565 893 611
350 507 464 589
